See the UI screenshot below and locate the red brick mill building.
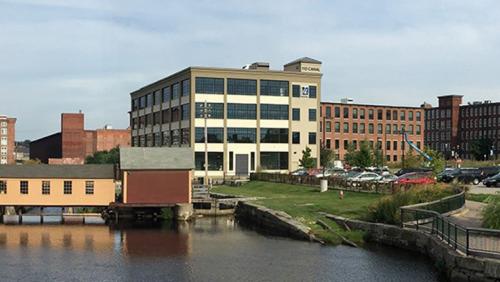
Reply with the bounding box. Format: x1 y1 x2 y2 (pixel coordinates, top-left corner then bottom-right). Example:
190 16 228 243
30 113 131 164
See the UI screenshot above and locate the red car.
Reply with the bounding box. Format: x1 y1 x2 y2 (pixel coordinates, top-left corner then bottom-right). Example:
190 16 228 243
394 172 436 185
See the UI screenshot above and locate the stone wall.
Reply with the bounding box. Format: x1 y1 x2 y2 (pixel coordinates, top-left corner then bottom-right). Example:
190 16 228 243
327 214 500 282
236 202 318 242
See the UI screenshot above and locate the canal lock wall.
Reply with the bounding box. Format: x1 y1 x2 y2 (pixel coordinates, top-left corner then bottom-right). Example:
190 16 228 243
327 214 500 282
235 201 319 242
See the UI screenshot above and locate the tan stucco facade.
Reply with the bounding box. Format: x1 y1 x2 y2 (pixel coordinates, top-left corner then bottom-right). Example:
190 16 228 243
130 58 322 178
0 178 115 206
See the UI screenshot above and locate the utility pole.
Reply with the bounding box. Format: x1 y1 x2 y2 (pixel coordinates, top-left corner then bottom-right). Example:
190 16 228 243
199 101 212 186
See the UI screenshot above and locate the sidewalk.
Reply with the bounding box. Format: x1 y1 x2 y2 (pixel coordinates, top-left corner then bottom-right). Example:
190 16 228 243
447 200 486 228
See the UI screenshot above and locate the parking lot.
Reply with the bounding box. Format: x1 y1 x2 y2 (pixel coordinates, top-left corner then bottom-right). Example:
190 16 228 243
468 183 500 195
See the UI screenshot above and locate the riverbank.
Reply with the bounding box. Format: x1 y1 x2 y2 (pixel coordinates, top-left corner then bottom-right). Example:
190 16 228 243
212 181 382 245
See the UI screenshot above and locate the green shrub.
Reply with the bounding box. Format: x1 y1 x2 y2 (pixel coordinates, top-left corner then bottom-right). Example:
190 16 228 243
482 199 500 229
365 185 460 225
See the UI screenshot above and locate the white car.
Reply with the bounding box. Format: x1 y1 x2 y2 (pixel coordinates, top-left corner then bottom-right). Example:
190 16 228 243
349 172 382 186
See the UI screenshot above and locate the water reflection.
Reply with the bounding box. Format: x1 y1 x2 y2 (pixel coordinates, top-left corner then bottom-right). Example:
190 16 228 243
0 217 441 282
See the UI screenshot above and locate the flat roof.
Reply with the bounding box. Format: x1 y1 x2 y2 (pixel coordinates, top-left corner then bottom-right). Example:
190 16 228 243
120 147 194 170
321 102 423 110
0 165 115 179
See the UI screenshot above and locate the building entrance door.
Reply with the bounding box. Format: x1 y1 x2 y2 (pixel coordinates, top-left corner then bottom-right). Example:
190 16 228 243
235 154 249 176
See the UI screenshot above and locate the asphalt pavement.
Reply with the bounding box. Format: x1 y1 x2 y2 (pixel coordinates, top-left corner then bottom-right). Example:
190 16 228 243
467 183 500 195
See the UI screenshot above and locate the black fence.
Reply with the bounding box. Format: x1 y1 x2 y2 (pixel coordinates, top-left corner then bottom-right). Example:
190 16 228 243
250 173 422 195
401 192 500 259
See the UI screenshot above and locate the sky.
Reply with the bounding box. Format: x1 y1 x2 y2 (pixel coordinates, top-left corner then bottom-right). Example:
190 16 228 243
1 0 500 140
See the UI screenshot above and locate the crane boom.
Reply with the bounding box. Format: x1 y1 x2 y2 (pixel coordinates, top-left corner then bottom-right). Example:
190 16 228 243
404 132 433 161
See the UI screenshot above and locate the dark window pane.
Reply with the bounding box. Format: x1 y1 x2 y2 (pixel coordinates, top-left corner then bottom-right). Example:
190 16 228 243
260 80 289 96
261 104 289 120
227 79 256 95
195 77 224 94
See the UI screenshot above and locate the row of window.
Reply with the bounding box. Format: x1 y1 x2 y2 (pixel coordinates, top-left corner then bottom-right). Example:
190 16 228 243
460 104 500 117
460 117 500 129
194 128 317 145
132 105 190 129
194 152 289 171
322 122 421 135
323 107 421 121
0 180 94 195
132 79 190 110
132 129 190 147
323 139 421 151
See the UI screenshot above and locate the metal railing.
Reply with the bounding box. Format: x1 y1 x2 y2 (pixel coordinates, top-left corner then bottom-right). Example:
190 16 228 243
401 192 500 259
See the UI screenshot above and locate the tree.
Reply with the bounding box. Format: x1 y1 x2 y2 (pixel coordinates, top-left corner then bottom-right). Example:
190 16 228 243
344 143 357 166
320 144 335 177
470 138 494 161
426 149 445 175
372 145 384 167
85 147 120 164
355 141 373 168
299 147 315 169
401 149 421 168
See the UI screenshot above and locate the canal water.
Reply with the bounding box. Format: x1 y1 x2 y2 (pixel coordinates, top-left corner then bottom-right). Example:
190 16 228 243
0 217 442 281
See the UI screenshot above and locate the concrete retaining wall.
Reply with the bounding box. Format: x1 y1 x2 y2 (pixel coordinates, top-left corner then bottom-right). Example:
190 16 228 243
236 202 318 242
328 214 500 282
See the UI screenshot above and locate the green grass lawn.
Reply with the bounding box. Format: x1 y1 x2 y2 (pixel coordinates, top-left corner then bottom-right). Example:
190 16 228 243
466 193 500 203
212 181 382 245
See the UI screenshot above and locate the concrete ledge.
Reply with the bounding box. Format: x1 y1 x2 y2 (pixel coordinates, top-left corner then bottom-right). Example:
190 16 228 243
326 214 500 282
236 201 319 242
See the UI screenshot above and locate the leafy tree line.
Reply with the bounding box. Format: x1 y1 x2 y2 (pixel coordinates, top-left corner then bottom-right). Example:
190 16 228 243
85 147 120 164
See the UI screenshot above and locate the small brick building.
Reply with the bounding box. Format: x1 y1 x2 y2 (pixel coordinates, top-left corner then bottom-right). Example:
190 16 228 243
30 113 131 164
120 147 193 205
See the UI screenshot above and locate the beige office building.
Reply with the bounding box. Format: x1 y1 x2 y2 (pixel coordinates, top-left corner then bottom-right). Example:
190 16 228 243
129 57 322 179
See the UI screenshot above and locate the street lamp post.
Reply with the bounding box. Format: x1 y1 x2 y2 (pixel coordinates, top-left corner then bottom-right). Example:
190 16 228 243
199 101 212 186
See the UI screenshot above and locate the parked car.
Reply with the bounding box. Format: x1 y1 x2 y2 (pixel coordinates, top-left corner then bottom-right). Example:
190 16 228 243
440 168 484 185
436 168 460 182
291 169 308 176
314 168 345 178
395 167 432 176
394 172 436 185
343 170 362 180
479 166 500 178
377 174 398 184
349 172 382 186
483 173 500 188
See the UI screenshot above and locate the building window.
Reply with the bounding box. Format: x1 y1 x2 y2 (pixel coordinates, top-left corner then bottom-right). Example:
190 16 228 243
195 77 224 94
181 104 190 120
20 181 28 194
0 180 6 194
359 123 365 134
335 107 340 118
251 152 255 171
181 128 190 145
309 109 317 121
393 124 399 134
227 103 256 119
344 140 349 150
227 128 256 143
409 111 414 121
228 79 256 95
352 123 358 133
182 79 190 97
85 181 94 195
195 103 224 119
368 123 374 134
352 108 358 119
386 124 391 134
195 152 224 171
358 109 364 119
386 110 391 120
40 181 50 195
416 111 421 121
393 110 398 120
261 128 288 143
146 93 153 107
292 85 300 97
343 122 349 133
386 141 391 150
325 139 331 149
292 132 300 144
162 86 170 103
377 109 383 120
334 139 340 149
195 127 224 143
368 109 374 120
172 83 180 100
260 152 288 170
393 141 398 150
343 107 349 118
229 152 234 171
64 181 72 195
309 86 317 98
309 132 316 144
378 124 383 134
325 107 332 118
335 122 340 133
153 90 161 105
400 111 406 120
292 108 300 121
325 121 331 132
260 80 289 96
261 104 289 120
